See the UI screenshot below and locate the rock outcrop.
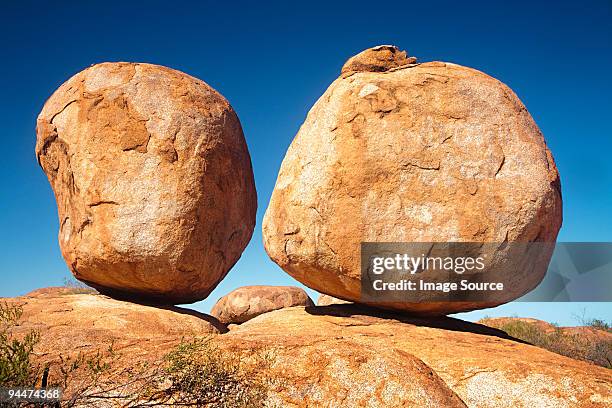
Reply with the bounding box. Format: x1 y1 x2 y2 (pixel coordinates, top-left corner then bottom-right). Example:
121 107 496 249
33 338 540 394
36 62 257 304
7 288 225 361
340 45 417 75
263 45 562 315
211 285 314 324
224 305 611 407
5 290 609 407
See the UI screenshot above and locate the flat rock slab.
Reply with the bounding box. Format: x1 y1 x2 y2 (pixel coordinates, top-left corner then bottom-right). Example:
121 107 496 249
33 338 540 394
5 290 609 407
6 288 225 363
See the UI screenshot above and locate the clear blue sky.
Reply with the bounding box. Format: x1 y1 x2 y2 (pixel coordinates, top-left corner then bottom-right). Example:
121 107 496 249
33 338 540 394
1 1 610 326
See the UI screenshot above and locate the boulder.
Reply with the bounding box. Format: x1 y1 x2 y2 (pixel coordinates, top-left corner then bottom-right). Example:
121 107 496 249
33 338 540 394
263 45 562 315
210 285 314 324
230 337 467 407
317 293 352 306
36 62 257 304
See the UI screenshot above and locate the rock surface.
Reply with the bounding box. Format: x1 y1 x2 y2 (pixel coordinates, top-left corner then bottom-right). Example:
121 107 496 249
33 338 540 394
210 285 314 324
5 290 609 407
263 45 562 314
231 336 467 407
36 62 257 304
341 45 417 75
317 293 352 306
224 305 611 407
7 288 225 361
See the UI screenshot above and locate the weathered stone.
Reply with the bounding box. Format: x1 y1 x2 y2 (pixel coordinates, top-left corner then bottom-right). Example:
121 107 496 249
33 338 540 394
36 62 257 304
317 293 352 306
6 290 609 407
263 45 562 315
211 285 314 324
224 306 611 407
341 45 417 75
7 289 225 360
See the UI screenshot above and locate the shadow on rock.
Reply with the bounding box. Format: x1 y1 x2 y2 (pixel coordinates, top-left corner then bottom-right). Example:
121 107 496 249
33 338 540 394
306 303 527 343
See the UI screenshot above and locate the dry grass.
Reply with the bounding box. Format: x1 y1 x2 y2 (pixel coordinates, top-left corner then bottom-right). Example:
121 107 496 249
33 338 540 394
486 318 611 369
1 301 270 406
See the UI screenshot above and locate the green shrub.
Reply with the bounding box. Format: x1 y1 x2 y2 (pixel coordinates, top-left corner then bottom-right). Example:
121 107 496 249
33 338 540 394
56 337 269 407
585 319 611 333
0 300 269 406
0 302 40 387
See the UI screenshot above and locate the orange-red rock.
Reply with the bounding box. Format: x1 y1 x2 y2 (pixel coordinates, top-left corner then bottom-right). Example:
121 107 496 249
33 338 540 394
7 288 224 361
317 293 352 306
225 305 611 407
211 285 313 324
263 45 562 315
36 63 257 304
5 290 609 407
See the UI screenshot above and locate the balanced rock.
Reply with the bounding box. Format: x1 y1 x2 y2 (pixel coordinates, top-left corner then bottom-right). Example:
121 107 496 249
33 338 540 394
263 45 562 315
211 285 313 324
36 62 257 304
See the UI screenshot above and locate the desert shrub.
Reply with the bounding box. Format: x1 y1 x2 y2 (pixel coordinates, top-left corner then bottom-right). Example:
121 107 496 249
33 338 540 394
0 302 40 387
491 320 611 369
54 337 269 407
585 319 611 333
161 337 268 407
0 301 269 406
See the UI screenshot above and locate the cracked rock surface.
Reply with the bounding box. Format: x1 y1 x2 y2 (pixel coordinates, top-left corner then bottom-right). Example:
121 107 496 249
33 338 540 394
263 46 562 315
7 289 609 407
36 62 257 304
223 305 611 408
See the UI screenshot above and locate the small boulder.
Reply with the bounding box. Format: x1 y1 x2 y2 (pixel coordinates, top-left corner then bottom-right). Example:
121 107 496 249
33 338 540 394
341 45 416 75
211 285 314 324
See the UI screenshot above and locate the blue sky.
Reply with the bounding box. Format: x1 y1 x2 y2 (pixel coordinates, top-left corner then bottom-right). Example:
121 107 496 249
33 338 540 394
1 1 610 326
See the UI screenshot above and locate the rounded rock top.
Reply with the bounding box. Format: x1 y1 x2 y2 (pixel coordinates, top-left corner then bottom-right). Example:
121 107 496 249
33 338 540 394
36 62 257 304
341 45 417 75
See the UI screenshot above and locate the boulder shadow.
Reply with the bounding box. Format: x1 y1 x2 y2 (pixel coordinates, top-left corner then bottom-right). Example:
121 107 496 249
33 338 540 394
156 305 228 333
305 303 528 344
91 291 228 333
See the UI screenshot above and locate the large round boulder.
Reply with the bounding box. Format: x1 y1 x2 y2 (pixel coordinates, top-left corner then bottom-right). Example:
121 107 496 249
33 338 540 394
263 45 562 315
211 285 314 324
36 62 257 304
